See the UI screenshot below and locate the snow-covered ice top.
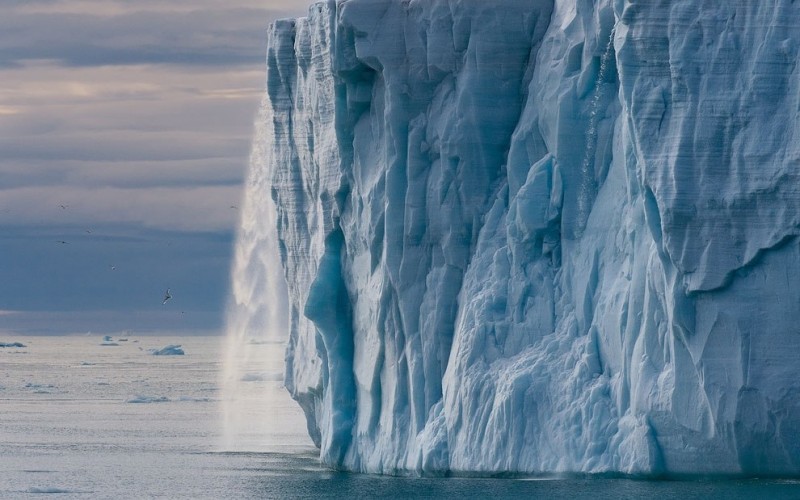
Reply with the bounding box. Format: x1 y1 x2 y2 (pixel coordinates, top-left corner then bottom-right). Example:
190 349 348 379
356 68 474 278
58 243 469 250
258 0 800 475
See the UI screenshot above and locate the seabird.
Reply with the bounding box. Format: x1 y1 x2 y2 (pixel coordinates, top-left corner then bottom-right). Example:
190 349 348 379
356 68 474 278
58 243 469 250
162 288 172 305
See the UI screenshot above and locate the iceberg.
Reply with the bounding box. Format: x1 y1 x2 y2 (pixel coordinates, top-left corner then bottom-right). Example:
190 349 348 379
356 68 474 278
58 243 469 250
25 487 74 494
125 395 170 404
100 335 119 346
254 0 800 475
0 342 26 348
149 345 185 356
25 382 57 394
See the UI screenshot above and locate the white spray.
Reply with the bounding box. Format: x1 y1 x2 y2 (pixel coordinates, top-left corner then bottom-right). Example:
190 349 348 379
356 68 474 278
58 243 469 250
219 95 303 452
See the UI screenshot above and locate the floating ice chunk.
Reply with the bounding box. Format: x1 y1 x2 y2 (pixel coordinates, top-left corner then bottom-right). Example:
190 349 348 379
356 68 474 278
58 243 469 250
25 383 55 389
149 345 184 356
25 382 57 394
26 487 73 494
0 341 26 348
176 396 213 402
125 395 169 403
100 335 119 346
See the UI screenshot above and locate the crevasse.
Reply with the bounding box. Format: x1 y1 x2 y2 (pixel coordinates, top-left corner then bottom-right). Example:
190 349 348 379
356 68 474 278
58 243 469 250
263 0 800 475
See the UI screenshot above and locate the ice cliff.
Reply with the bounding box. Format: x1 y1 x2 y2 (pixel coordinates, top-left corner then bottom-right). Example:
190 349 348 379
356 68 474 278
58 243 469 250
260 0 800 475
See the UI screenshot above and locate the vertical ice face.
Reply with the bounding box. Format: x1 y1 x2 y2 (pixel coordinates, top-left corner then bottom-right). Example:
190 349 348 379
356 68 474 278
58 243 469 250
612 0 800 474
262 0 800 475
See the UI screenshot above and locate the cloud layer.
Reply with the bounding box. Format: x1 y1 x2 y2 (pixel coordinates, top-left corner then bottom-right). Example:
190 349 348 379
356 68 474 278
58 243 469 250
0 0 308 334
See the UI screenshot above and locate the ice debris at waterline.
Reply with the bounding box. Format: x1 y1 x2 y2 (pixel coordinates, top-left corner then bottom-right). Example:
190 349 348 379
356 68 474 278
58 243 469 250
253 0 800 475
150 345 184 356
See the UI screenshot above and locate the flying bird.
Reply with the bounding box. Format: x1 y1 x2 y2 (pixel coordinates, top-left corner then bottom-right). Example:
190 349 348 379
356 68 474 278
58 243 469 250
57 240 68 244
162 288 172 305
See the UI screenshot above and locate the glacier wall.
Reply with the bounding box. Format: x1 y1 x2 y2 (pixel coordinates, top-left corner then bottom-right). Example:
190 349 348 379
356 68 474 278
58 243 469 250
264 0 800 475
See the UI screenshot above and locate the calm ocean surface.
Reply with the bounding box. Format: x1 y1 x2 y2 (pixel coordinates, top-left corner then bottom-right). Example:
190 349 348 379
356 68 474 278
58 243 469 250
2 335 799 499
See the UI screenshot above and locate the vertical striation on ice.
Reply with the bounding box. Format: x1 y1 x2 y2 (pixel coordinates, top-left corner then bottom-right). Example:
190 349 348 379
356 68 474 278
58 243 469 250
259 0 800 475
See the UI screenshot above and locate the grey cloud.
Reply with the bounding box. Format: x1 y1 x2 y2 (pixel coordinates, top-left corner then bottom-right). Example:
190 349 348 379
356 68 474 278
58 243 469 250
0 131 250 162
0 63 262 190
0 157 246 190
0 7 299 68
0 72 263 134
0 0 302 330
0 184 243 232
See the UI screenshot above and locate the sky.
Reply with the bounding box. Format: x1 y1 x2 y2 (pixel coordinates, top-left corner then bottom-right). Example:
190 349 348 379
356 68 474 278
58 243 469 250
0 0 308 335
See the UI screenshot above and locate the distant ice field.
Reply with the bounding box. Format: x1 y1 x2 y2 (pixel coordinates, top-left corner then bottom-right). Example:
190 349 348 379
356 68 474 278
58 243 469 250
0 335 313 498
1 335 798 499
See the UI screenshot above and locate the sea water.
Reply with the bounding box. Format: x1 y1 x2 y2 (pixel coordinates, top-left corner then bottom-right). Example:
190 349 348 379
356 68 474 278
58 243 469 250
2 335 799 499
